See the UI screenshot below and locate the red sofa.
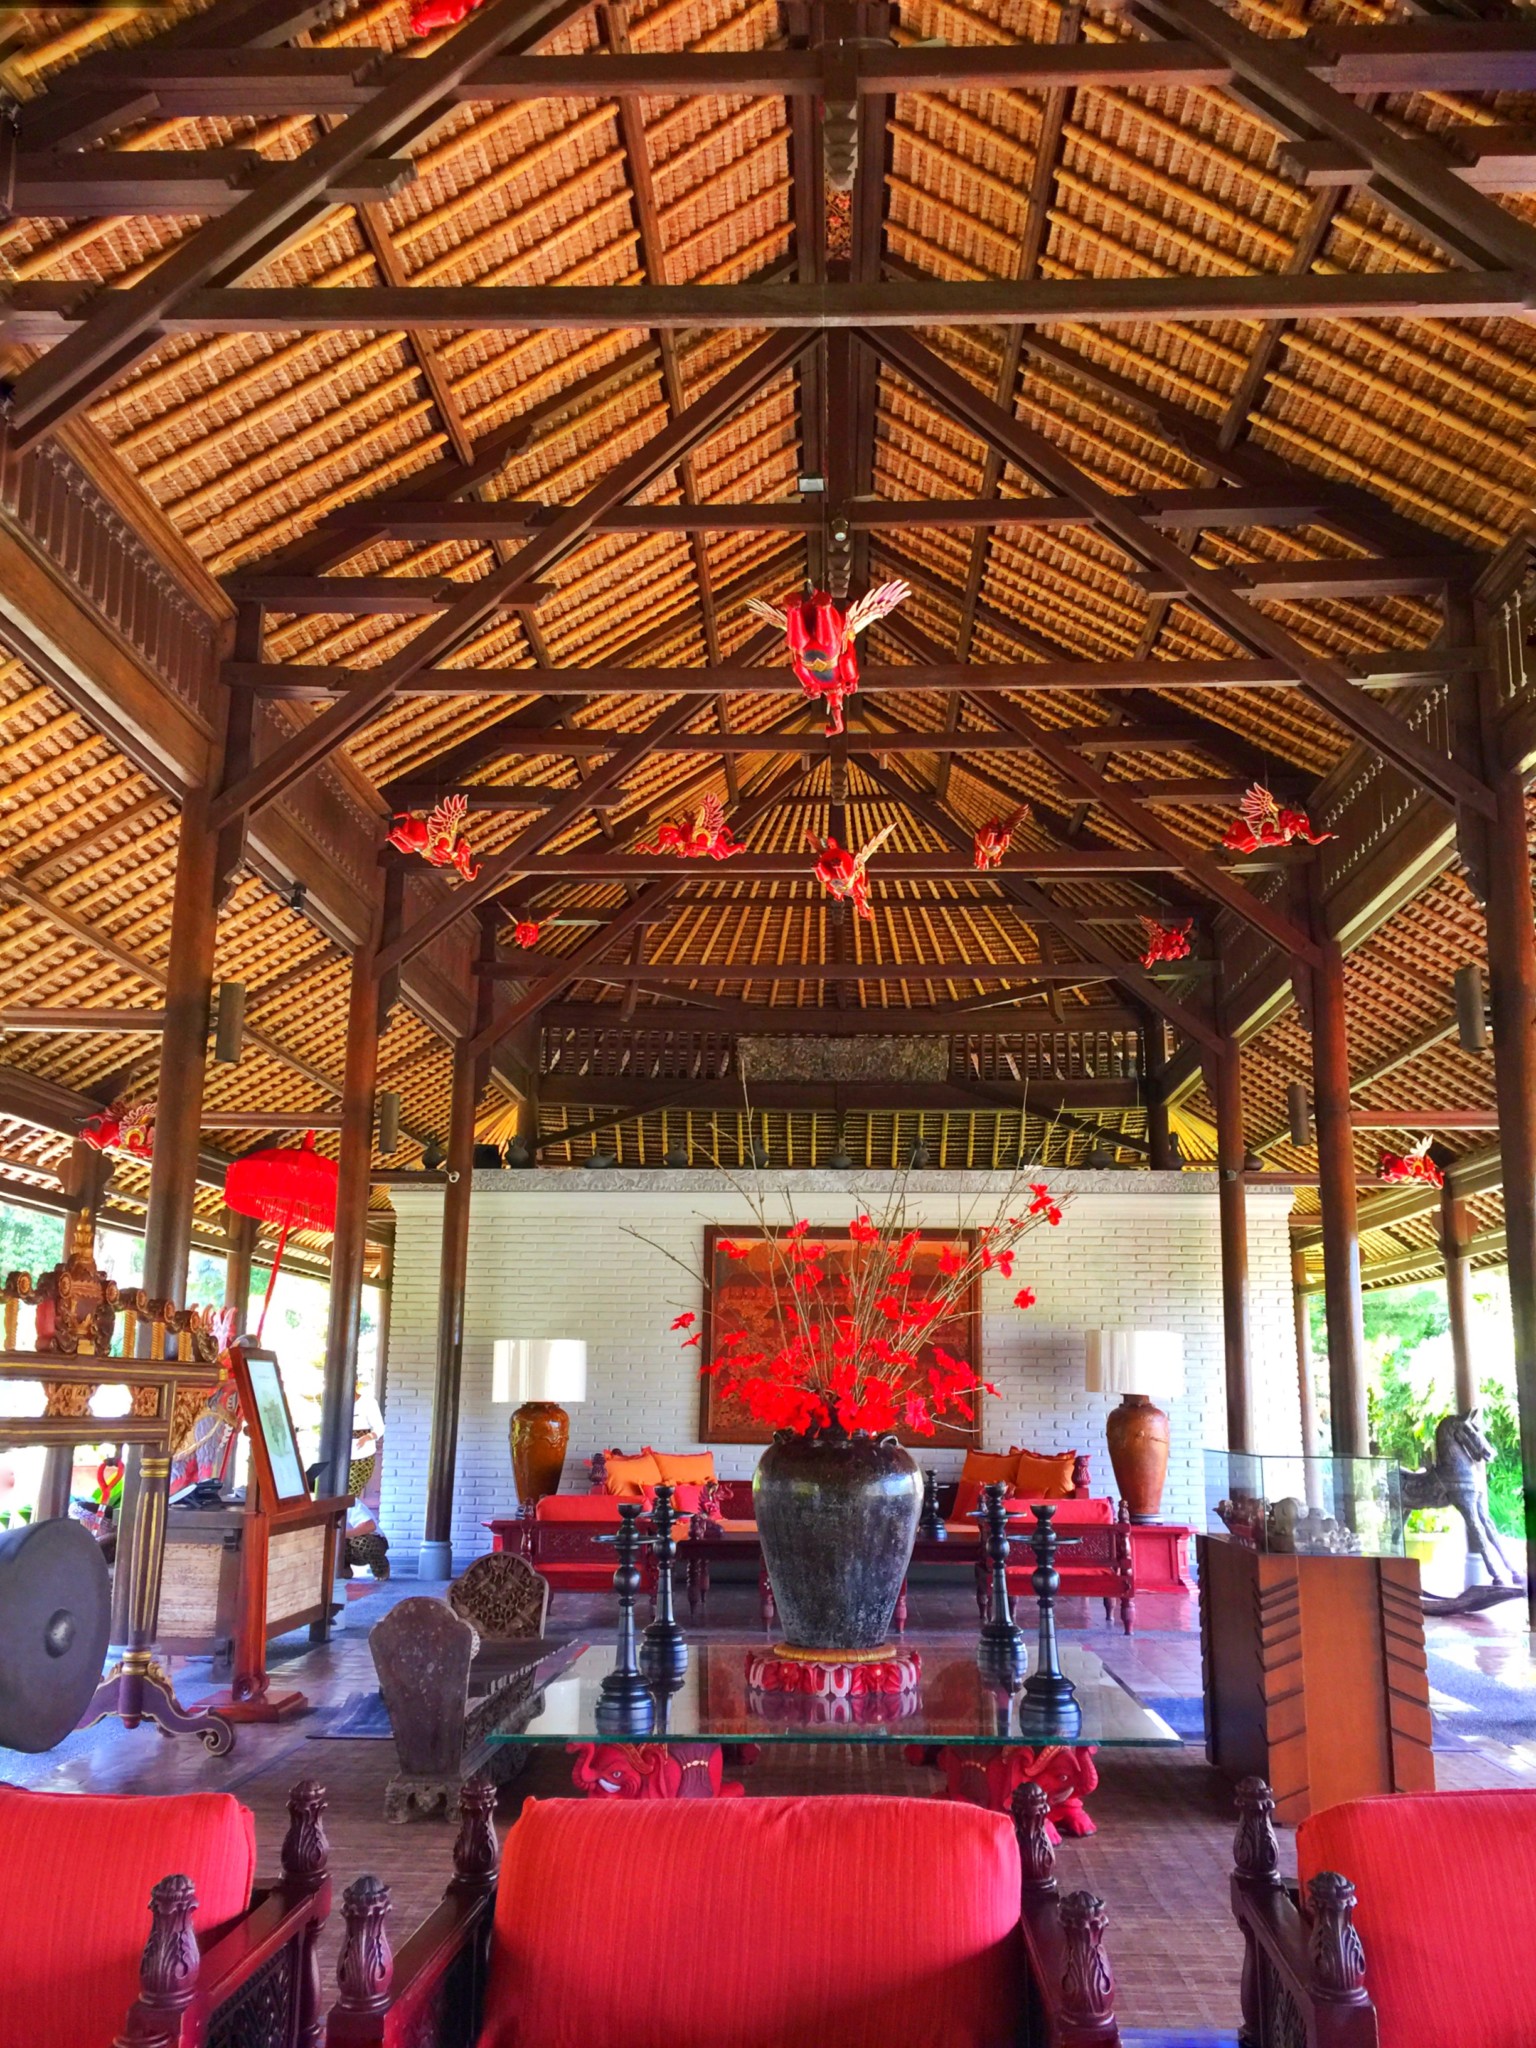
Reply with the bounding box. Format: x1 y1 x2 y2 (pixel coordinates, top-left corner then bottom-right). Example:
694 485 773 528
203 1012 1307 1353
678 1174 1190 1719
0 1776 330 2048
325 1780 1144 2047
1230 1777 1536 2047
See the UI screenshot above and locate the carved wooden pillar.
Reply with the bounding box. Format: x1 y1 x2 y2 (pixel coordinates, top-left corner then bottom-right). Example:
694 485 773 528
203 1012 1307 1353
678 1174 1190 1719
317 871 401 1508
1477 603 1536 1628
419 925 493 1577
1440 1181 1477 1417
1140 1006 1178 1171
38 1141 110 1518
1307 873 1368 1458
1212 1036 1252 1453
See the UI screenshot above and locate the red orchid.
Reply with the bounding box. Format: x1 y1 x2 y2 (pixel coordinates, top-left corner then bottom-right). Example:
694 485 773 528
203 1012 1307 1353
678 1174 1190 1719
1014 1287 1037 1310
938 1245 964 1275
718 1240 749 1260
848 1215 880 1245
671 1312 696 1331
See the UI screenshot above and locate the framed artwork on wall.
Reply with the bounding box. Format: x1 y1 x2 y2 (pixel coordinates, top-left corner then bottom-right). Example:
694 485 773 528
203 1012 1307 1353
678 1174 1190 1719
698 1224 983 1447
225 1342 310 1504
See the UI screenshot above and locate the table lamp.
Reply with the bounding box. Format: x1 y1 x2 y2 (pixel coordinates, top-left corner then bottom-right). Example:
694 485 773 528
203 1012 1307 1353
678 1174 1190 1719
1084 1329 1185 1523
494 1338 587 1514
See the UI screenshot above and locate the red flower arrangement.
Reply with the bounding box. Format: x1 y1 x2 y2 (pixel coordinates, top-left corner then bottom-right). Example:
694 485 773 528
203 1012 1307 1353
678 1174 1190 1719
672 1180 1065 1440
1378 1138 1444 1189
1139 916 1193 969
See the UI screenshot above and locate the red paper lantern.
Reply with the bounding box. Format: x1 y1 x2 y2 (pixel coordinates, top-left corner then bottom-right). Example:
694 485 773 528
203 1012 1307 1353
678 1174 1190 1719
225 1131 339 1338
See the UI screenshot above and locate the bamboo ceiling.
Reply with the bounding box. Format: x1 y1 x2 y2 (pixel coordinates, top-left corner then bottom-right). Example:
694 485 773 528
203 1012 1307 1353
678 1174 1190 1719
0 0 1531 1284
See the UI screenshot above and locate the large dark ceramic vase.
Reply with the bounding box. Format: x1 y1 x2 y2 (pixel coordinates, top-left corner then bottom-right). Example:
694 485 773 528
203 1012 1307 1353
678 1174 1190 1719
753 1429 922 1653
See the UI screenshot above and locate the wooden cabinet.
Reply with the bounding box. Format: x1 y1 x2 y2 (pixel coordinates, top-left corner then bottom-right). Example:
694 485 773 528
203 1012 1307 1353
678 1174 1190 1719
1198 1532 1433 1823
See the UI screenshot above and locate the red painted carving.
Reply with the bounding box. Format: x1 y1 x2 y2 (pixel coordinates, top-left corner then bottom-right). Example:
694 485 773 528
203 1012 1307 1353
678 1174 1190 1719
972 807 1027 870
1139 916 1194 968
1221 783 1334 854
80 1099 154 1159
1378 1137 1444 1187
807 822 897 921
920 1743 1100 1838
635 792 746 861
566 1742 746 1798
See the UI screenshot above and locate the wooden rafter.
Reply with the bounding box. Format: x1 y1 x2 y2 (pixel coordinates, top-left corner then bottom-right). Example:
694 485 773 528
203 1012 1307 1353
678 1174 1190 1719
862 327 1496 822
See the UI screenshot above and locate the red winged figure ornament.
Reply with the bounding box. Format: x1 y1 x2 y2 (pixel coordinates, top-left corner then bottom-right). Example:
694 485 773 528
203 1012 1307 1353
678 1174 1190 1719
808 820 898 920
1221 783 1334 855
1378 1136 1444 1189
1139 917 1194 969
745 578 911 735
387 794 480 881
973 806 1027 871
635 792 746 861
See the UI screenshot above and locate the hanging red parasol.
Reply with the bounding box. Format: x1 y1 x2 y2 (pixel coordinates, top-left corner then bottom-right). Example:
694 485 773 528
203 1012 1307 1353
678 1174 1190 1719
224 1131 338 1339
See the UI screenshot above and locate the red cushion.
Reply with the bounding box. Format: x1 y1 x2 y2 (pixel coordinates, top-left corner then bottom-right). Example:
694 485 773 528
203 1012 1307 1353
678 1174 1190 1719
1297 1790 1536 2048
0 1783 256 2048
534 1495 621 1522
477 1795 1022 2048
1010 1496 1111 1525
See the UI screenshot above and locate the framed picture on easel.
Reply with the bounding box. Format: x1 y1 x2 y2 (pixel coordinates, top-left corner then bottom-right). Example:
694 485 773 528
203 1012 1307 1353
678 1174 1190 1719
225 1342 308 1505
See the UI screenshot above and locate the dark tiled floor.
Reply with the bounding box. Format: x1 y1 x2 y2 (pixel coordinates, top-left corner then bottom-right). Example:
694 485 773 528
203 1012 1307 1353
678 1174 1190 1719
7 1578 1533 2037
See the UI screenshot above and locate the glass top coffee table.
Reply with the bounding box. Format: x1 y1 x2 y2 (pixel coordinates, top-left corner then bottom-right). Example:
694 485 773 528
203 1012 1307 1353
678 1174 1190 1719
486 1639 1178 1821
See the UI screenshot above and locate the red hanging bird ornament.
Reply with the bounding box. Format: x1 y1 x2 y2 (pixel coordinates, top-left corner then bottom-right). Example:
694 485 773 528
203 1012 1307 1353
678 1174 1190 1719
387 794 480 881
745 578 911 735
409 0 482 33
972 806 1028 871
80 1100 155 1160
1377 1136 1444 1190
1139 917 1194 969
635 792 746 861
224 1131 339 1341
1221 783 1334 855
512 920 542 949
808 821 897 921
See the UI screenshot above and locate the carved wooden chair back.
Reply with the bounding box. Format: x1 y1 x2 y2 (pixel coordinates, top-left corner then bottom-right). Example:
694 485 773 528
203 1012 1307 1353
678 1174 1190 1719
447 1552 550 1639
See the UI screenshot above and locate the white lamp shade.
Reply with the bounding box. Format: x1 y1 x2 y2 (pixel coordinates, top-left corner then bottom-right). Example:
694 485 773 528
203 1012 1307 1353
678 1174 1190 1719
493 1338 587 1405
1084 1328 1184 1397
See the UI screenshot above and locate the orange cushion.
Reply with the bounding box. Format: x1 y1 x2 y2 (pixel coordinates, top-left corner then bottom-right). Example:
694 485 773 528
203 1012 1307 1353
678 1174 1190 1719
1013 1450 1077 1500
952 1448 1022 1522
1297 1790 1536 2048
477 1795 1022 2048
653 1451 717 1486
0 1783 256 2048
602 1450 663 1498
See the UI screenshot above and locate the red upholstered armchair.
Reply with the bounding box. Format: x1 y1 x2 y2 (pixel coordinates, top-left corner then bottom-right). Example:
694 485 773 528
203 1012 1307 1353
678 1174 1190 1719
1230 1777 1536 2047
325 1780 1138 2047
0 1776 330 2048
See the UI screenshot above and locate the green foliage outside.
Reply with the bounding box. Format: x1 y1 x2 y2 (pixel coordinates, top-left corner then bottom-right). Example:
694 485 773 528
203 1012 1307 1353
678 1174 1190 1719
1309 1277 1525 1536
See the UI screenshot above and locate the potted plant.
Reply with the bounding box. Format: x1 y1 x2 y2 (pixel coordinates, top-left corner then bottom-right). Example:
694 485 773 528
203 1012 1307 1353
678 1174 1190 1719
651 1174 1065 1656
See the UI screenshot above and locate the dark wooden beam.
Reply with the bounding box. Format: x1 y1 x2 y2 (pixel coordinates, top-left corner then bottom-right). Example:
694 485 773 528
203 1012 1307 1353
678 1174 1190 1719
863 326 1496 823
537 1075 1140 1113
3 270 1524 347
49 23 1536 117
222 574 553 614
7 0 595 441
208 327 810 833
10 149 413 217
491 954 1206 983
224 651 1458 699
1126 557 1457 601
0 1006 167 1032
542 998 1147 1035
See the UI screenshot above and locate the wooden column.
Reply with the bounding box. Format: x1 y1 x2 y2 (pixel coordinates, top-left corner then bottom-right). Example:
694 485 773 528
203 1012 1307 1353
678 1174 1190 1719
317 870 403 1520
1291 1247 1325 1505
1307 876 1368 1458
1213 1037 1252 1452
1440 1181 1477 1417
223 1207 256 1328
1478 644 1536 1627
419 923 493 1577
1140 1006 1179 1171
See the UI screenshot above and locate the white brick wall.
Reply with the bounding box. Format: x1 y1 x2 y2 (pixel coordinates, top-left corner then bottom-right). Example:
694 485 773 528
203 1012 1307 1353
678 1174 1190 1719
380 1169 1301 1568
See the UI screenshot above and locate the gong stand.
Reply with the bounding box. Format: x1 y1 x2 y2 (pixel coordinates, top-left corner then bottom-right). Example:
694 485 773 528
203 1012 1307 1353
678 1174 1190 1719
0 1260 233 1756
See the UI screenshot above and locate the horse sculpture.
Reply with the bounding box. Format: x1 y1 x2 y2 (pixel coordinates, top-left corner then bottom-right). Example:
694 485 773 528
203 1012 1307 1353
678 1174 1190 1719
1397 1411 1521 1586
